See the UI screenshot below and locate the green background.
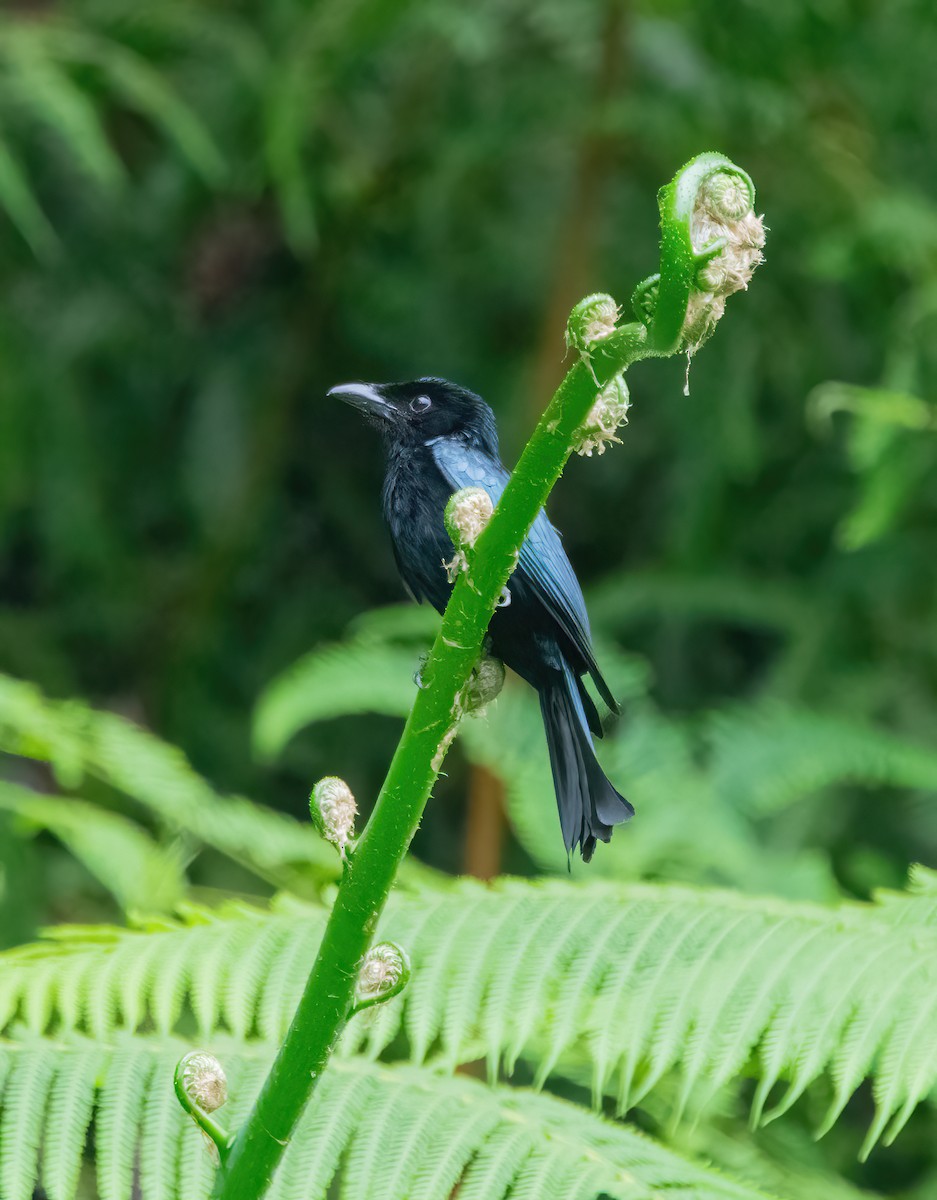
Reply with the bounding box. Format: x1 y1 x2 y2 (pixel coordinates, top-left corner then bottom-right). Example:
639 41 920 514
1 1 936 913
2 3 937 1195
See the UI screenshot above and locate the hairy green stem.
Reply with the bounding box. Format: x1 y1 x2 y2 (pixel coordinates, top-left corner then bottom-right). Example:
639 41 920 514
207 151 763 1199
210 328 645 1197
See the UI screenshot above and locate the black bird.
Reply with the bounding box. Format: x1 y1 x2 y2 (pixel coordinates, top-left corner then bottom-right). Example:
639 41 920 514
329 377 633 860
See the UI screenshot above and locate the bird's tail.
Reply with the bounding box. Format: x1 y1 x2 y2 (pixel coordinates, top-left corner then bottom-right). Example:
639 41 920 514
539 666 634 862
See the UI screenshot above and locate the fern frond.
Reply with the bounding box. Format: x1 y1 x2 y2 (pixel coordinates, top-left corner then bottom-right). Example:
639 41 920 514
87 3 268 89
0 1036 776 1200
874 864 937 926
0 1040 56 1200
0 672 338 888
3 876 937 1154
0 124 58 258
0 781 185 912
346 603 441 643
253 639 421 761
587 569 814 637
33 23 226 185
2 27 125 192
0 12 229 258
96 1045 155 1200
465 686 837 899
643 1084 887 1200
251 609 646 759
709 703 937 814
250 611 831 898
260 3 422 252
42 1043 102 1200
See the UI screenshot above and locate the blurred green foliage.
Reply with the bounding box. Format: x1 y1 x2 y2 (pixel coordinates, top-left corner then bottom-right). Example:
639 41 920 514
1 0 935 805
1 2 937 1195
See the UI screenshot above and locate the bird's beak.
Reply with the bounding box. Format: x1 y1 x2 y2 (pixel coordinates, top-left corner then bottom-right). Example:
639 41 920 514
327 382 395 422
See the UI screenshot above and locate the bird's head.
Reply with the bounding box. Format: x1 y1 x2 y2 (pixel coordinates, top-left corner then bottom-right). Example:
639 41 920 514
328 377 499 454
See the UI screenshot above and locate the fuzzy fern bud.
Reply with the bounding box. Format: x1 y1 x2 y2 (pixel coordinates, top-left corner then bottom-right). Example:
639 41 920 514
179 1051 228 1113
174 1051 232 1165
445 486 493 549
681 170 765 351
443 487 494 581
463 653 505 714
632 153 765 359
575 374 631 457
630 276 659 327
565 293 620 353
352 941 411 1013
310 776 357 859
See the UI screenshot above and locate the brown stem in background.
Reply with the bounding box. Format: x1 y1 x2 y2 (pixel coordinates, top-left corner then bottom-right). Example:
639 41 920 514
462 0 629 878
462 763 506 879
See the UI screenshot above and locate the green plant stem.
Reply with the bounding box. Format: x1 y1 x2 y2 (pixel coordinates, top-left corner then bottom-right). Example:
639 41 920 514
209 149 763 1197
211 323 649 1198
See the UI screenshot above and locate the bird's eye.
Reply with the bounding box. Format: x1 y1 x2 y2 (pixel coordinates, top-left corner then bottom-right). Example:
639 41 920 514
409 395 432 414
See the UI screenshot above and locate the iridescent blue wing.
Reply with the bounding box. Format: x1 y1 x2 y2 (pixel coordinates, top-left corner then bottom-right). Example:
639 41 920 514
430 436 618 713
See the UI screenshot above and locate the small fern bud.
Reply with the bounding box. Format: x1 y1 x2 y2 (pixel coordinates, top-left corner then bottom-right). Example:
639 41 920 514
631 275 659 327
680 291 727 353
575 374 631 457
443 487 494 580
682 168 765 352
353 941 411 1013
463 653 505 714
445 486 493 548
698 170 752 221
174 1051 232 1166
565 293 620 353
179 1051 228 1113
310 776 357 859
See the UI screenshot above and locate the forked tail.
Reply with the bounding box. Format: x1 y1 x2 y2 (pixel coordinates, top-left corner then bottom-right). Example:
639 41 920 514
538 665 634 861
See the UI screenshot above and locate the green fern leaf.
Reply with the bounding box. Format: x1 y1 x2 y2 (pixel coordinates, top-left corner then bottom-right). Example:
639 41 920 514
0 125 58 258
42 1044 103 1200
347 604 441 643
3 875 936 1156
256 920 320 1044
405 1090 501 1200
139 1069 184 1200
267 1067 371 1200
250 610 833 899
0 672 338 888
0 1036 777 1200
457 1125 533 1200
253 638 425 761
0 782 184 912
3 28 125 192
587 570 813 640
95 1044 155 1200
464 683 837 899
874 864 937 926
0 1042 57 1200
709 704 937 814
42 25 226 184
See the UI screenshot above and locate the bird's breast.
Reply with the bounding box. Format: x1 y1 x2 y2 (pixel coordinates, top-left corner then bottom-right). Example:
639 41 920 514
382 449 456 611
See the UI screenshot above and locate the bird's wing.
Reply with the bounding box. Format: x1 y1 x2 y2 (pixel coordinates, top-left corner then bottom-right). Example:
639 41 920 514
429 436 618 714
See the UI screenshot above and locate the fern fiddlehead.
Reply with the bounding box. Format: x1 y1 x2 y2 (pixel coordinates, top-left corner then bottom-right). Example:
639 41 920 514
203 153 765 1199
174 1052 234 1166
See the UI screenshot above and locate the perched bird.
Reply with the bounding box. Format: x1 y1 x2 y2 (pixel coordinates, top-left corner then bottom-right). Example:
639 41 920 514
329 377 633 860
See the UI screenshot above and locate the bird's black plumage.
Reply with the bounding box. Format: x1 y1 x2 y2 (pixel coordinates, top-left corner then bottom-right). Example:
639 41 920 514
329 376 633 860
